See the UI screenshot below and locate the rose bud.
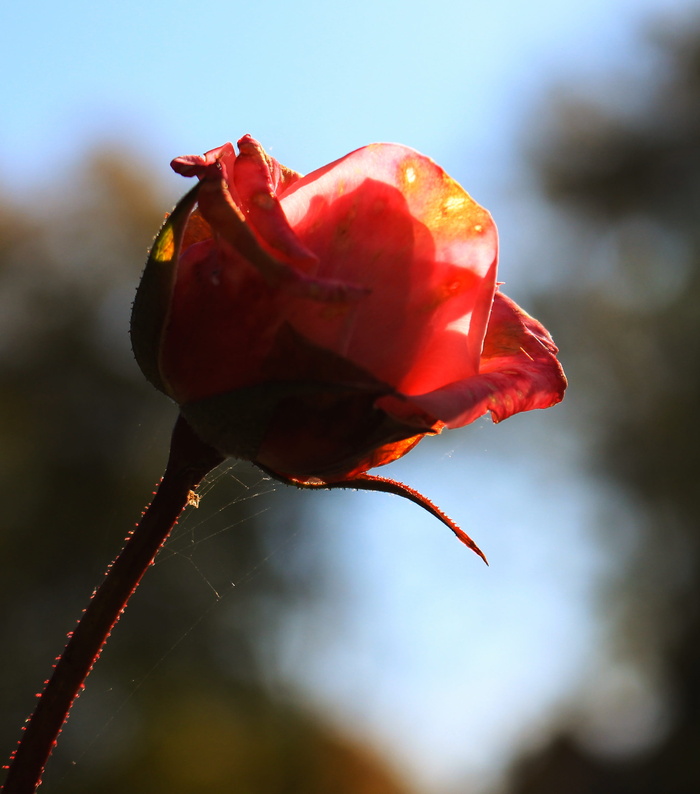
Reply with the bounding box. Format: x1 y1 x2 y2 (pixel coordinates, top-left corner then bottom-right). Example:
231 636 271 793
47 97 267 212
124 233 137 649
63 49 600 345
131 135 566 559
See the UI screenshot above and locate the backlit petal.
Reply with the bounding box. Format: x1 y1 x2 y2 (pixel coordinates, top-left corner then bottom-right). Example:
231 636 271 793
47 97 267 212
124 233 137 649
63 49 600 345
381 292 567 428
279 144 498 395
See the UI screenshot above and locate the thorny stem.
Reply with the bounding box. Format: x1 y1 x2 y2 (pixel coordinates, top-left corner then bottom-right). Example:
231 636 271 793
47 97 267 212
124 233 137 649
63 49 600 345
1 416 224 794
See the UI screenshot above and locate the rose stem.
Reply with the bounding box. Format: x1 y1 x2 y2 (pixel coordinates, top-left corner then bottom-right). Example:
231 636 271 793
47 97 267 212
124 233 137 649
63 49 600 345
2 415 224 794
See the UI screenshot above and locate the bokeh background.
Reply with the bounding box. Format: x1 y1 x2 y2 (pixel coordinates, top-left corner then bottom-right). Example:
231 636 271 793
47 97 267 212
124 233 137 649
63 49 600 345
2 1 700 792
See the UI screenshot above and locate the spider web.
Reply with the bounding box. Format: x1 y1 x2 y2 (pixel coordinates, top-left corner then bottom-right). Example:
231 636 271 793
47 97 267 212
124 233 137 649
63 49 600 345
155 463 281 599
52 461 311 784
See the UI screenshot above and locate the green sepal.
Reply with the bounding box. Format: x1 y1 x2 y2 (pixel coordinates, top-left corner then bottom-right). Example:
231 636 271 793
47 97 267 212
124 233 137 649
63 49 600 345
263 469 487 564
130 183 200 395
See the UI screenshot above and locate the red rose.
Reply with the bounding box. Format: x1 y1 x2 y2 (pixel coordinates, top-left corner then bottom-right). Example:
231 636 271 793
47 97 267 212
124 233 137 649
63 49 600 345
3 138 567 794
131 135 566 490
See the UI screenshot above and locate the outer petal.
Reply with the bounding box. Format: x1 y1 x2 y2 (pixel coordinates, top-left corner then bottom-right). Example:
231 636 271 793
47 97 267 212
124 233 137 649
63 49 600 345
379 291 567 428
160 236 286 403
278 144 498 396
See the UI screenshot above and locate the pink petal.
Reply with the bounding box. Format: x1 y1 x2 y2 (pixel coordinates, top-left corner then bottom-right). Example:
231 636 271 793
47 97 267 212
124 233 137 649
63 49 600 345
278 144 498 396
380 292 567 428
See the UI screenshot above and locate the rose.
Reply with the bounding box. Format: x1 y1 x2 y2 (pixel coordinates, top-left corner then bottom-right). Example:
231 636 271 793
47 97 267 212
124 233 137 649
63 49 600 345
4 139 567 794
0 141 566 794
131 135 566 552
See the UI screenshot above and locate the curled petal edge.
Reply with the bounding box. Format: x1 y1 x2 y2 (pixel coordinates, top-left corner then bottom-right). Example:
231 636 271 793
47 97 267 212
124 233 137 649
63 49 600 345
378 292 567 429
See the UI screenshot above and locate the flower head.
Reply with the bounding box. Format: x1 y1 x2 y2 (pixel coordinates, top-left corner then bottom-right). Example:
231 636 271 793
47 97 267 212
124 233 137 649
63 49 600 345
131 135 566 558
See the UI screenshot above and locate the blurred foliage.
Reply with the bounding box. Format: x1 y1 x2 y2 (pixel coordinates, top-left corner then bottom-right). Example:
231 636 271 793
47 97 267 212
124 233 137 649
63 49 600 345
0 149 414 793
503 15 700 794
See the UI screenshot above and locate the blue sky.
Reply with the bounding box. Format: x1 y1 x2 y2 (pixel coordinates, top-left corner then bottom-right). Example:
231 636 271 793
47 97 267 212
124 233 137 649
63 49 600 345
2 0 688 192
2 0 692 791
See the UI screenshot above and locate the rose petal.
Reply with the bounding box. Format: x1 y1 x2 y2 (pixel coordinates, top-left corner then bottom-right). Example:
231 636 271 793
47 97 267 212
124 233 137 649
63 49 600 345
171 142 237 181
233 135 320 268
278 144 498 396
161 236 284 403
172 140 368 305
379 291 567 428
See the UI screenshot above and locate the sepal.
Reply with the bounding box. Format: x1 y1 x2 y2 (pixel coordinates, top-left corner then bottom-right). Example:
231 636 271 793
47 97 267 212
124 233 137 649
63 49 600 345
130 184 200 395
